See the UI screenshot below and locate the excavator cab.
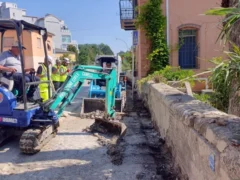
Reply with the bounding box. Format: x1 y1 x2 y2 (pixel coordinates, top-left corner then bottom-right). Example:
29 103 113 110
84 55 125 115
0 20 57 154
0 20 52 111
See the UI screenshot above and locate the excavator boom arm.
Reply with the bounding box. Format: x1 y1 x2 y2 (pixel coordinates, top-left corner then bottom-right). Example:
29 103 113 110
42 65 117 118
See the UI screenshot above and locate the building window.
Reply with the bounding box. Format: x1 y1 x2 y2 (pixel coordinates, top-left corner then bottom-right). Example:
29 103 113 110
47 43 51 51
37 38 42 48
3 37 14 48
13 13 15 17
178 29 198 69
62 35 71 43
62 44 67 50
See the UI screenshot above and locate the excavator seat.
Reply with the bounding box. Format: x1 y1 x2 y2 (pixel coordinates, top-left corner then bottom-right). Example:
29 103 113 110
0 74 15 92
0 74 26 97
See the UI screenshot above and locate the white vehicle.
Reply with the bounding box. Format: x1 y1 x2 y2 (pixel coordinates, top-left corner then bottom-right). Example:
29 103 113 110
94 55 122 83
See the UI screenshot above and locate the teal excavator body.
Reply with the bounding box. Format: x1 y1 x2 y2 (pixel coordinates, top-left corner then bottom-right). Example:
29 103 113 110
46 65 118 118
0 64 120 154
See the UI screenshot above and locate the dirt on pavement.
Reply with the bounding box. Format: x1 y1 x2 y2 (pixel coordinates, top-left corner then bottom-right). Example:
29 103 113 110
0 85 182 180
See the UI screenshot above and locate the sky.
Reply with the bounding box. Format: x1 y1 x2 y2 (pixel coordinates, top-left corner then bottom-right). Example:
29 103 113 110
11 0 132 54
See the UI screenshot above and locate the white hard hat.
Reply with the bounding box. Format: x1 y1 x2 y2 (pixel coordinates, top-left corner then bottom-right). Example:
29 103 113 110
63 57 70 63
47 55 53 64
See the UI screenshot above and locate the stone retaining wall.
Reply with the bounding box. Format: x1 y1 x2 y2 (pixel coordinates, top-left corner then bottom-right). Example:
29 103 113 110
139 82 240 180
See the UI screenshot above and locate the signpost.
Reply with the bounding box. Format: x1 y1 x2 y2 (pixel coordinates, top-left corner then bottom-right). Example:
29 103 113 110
133 31 138 46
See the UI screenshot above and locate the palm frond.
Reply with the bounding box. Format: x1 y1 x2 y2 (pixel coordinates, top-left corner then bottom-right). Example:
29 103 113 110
204 7 237 16
205 7 240 42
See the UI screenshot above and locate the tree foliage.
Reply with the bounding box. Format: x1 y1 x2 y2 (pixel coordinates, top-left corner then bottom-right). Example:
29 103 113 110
67 45 78 54
78 44 114 65
98 43 114 55
208 44 240 112
136 0 169 73
118 51 132 71
67 45 78 61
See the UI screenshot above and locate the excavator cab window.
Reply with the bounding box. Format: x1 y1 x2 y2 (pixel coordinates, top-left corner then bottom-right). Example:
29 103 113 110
94 57 118 87
105 62 111 68
96 79 106 87
0 20 51 110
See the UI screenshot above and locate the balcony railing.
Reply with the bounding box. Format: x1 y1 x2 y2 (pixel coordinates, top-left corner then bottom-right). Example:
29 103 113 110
121 9 135 20
119 0 137 30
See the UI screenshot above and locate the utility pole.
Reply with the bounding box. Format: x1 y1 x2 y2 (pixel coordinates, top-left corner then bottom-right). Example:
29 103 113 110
116 37 135 96
132 30 138 98
131 45 135 97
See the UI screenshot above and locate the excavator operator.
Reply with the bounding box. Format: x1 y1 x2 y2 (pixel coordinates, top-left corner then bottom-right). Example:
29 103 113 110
106 62 112 68
103 62 112 74
0 41 39 102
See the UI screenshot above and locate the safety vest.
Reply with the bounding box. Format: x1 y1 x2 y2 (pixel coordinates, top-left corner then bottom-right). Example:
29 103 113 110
39 64 48 89
60 65 68 82
39 64 49 101
51 65 60 82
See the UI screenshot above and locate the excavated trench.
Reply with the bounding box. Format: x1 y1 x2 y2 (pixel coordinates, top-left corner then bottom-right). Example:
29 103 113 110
87 87 184 180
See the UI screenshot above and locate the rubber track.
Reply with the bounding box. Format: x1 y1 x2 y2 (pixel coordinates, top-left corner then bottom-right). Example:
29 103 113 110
19 128 42 154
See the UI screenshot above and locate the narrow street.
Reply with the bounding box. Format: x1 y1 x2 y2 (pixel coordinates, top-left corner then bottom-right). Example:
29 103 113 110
0 85 178 180
0 1 238 179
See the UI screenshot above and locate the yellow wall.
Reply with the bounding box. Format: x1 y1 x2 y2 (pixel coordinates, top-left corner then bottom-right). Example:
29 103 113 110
55 53 76 62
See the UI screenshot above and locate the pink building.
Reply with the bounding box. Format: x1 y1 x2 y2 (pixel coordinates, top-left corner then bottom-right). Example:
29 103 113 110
119 0 225 79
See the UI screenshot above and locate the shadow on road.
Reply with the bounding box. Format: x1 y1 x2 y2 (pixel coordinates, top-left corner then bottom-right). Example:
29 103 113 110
0 146 121 180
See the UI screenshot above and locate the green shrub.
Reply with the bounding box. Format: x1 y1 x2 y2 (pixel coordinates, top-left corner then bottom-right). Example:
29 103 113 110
193 93 212 105
137 66 195 90
136 0 169 72
160 66 194 82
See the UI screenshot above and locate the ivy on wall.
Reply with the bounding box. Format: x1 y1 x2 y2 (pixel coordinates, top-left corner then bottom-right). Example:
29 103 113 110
136 0 169 73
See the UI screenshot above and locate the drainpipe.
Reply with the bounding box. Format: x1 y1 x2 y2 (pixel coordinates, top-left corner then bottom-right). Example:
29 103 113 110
166 0 169 47
166 0 170 64
166 0 169 46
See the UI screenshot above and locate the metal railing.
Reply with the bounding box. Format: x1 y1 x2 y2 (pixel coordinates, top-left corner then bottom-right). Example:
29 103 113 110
119 0 137 20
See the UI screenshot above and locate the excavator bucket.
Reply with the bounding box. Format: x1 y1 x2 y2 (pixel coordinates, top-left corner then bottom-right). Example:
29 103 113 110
80 98 126 137
92 118 127 138
80 98 124 116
